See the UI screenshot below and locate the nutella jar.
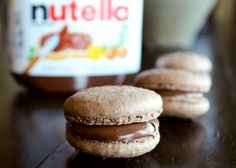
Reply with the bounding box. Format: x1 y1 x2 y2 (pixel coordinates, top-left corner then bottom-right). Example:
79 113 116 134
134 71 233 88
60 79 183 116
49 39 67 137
8 0 144 92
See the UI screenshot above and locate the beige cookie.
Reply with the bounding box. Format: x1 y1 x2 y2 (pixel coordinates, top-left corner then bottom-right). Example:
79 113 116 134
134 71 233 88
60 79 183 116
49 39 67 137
135 69 211 93
156 51 212 72
162 94 210 119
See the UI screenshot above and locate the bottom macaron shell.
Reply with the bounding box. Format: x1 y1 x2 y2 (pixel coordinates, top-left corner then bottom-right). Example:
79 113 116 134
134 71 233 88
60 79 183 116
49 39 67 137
66 130 160 158
162 96 210 119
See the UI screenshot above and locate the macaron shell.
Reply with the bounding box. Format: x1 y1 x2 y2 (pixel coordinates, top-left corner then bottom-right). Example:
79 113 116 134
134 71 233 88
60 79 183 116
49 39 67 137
66 129 160 158
65 111 162 126
161 95 210 119
156 52 212 72
135 69 212 93
64 86 163 125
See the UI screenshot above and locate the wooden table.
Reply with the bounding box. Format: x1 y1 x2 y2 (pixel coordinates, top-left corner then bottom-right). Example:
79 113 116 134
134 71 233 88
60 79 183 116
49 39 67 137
1 25 236 167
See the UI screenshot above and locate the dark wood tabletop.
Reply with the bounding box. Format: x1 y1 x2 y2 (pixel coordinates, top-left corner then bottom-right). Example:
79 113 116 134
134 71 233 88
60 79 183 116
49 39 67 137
1 20 236 167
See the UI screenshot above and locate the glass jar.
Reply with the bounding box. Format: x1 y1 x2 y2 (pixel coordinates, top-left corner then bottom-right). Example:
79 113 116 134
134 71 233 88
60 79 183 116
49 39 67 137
8 0 144 92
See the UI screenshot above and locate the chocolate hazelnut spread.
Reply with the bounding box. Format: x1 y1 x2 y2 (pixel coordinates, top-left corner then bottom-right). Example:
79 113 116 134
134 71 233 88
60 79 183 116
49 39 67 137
155 90 190 96
8 0 144 92
68 119 159 141
155 89 204 98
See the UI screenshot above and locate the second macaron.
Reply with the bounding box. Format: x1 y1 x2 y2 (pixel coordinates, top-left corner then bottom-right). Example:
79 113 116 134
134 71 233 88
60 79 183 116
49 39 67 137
135 69 211 119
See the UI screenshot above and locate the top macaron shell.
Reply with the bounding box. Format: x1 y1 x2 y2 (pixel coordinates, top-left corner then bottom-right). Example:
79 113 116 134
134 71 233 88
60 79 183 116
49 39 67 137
156 52 212 72
64 86 163 125
135 69 212 92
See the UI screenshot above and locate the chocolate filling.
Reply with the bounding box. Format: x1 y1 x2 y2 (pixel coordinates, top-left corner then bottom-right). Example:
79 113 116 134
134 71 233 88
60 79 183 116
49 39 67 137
154 89 190 96
68 119 159 141
154 90 204 100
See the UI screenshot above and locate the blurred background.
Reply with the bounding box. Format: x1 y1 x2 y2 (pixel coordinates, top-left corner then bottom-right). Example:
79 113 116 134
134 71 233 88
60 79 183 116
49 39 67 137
0 0 235 93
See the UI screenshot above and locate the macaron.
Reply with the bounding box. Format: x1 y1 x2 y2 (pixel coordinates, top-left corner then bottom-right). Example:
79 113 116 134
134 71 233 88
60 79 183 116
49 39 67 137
156 52 212 73
64 85 163 158
135 69 211 119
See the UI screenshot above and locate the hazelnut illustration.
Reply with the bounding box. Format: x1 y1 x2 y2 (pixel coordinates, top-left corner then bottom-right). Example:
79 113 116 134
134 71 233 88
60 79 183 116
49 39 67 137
106 48 116 60
116 46 127 57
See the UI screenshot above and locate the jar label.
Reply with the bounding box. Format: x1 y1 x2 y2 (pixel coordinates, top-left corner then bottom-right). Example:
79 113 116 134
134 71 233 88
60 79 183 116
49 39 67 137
8 0 143 76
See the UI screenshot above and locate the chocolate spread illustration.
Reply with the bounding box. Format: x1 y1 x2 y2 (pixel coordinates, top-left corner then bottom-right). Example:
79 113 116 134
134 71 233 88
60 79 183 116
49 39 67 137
41 26 91 51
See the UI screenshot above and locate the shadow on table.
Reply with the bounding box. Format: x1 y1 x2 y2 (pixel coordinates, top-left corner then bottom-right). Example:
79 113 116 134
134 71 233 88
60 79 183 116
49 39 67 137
66 118 205 168
156 118 206 167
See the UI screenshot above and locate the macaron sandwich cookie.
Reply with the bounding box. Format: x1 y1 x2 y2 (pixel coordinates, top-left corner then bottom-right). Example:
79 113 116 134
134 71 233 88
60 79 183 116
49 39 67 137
64 86 163 158
135 52 212 119
135 69 211 118
156 52 212 73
